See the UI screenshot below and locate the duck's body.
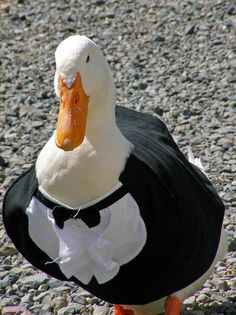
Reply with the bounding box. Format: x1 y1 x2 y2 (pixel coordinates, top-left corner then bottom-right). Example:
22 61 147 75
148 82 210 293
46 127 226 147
3 36 227 315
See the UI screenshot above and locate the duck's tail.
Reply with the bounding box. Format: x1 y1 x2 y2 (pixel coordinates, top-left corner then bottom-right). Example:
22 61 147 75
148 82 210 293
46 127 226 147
187 146 208 177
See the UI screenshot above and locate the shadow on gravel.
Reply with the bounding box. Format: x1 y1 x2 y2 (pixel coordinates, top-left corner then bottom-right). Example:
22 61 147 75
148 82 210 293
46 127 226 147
183 299 236 315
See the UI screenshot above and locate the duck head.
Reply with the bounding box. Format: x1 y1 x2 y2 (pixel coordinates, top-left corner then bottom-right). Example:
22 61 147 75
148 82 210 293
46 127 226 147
54 35 115 151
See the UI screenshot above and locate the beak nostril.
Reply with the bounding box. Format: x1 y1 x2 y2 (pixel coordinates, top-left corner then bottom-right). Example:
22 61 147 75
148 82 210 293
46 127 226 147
75 96 80 105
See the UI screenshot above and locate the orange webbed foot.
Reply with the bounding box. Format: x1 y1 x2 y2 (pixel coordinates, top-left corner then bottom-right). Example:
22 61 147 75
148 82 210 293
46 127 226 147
114 304 134 315
164 296 182 315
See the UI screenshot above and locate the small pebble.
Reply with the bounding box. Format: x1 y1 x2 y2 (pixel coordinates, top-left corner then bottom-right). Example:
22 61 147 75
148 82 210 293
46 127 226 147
0 245 18 257
51 296 68 312
196 294 209 303
1 306 27 314
93 305 110 315
184 295 196 306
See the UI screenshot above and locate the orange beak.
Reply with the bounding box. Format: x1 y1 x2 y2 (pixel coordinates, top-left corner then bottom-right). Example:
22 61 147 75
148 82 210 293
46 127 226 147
56 73 89 151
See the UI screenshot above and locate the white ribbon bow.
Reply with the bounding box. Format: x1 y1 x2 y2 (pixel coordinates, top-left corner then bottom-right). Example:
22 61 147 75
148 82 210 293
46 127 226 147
49 209 120 284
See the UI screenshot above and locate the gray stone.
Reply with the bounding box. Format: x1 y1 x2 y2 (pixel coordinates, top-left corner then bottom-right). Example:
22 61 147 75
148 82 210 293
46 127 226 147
52 285 72 294
93 305 110 315
185 24 196 35
216 280 229 291
6 288 17 296
33 291 51 302
21 293 33 304
0 245 18 257
72 295 87 305
0 156 7 167
47 278 63 288
29 304 44 313
0 271 9 279
211 293 227 303
1 306 28 314
184 295 196 306
154 34 165 42
0 295 20 306
228 6 236 15
2 257 12 265
17 274 49 289
228 276 236 288
38 284 49 291
0 278 9 290
139 82 148 90
21 311 34 315
51 296 68 312
42 294 53 305
57 303 84 315
31 121 44 129
196 294 209 303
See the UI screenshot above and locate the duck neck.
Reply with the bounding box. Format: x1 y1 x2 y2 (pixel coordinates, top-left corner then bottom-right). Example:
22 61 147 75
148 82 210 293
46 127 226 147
86 70 117 137
84 96 130 160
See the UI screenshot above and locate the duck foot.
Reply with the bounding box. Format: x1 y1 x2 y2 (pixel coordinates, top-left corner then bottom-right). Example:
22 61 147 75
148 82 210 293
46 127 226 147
114 304 134 315
164 296 182 315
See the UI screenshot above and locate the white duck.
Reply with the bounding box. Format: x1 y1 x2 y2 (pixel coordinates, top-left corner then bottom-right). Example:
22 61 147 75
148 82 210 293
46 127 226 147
3 35 228 315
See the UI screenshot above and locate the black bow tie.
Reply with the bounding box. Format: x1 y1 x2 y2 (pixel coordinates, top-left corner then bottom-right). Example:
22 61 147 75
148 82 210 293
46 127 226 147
52 206 100 229
34 185 128 229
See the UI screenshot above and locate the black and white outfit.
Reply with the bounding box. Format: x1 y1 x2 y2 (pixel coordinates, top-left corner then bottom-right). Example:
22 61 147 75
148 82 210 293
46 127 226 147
3 107 225 305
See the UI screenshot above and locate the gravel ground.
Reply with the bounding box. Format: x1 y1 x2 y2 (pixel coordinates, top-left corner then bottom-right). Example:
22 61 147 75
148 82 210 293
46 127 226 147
0 0 236 314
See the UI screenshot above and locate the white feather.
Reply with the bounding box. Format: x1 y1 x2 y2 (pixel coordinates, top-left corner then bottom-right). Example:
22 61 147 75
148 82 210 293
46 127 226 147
188 146 208 177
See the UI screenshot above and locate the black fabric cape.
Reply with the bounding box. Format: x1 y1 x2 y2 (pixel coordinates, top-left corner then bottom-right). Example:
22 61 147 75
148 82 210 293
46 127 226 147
3 106 225 305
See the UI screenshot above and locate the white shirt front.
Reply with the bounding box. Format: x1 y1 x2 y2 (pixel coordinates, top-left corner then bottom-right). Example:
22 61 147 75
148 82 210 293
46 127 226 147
26 187 147 285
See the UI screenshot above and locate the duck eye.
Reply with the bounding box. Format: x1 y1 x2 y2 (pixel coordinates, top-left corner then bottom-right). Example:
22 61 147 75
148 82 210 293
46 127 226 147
86 55 90 63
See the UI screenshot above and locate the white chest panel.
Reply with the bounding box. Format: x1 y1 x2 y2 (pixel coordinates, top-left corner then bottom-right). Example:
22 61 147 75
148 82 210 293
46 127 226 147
26 191 147 284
